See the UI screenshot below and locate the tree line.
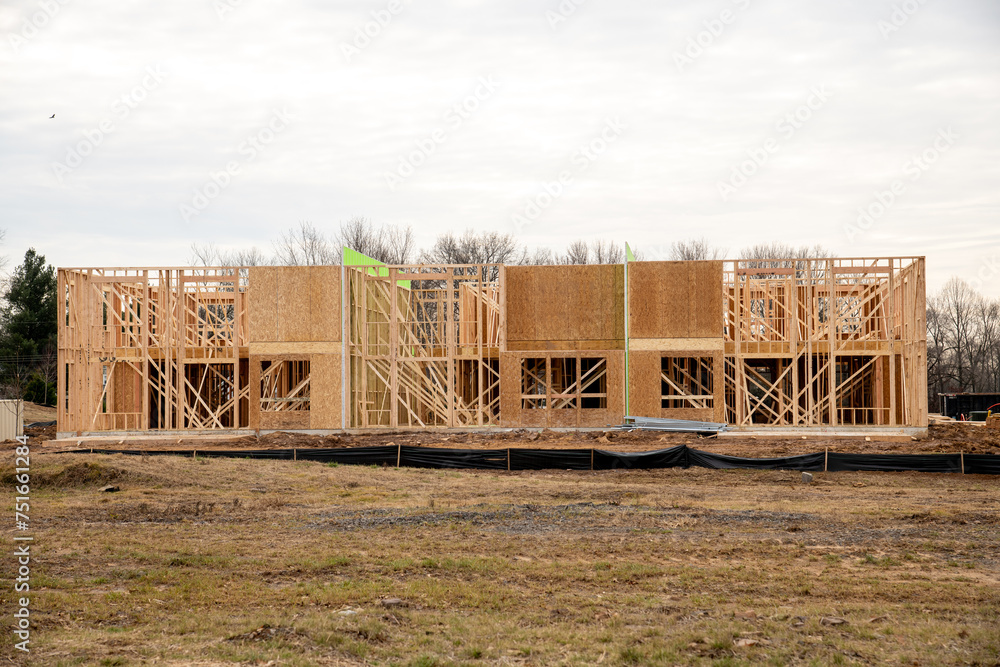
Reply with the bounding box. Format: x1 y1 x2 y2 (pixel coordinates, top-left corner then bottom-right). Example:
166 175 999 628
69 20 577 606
927 278 1000 410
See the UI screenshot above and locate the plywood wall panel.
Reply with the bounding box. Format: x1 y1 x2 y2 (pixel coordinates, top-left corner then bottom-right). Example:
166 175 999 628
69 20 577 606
277 267 311 342
310 266 341 343
260 412 310 430
499 352 520 427
688 261 723 338
629 262 689 339
310 352 341 429
548 409 578 428
248 354 262 430
627 350 661 418
505 265 624 343
661 408 714 422
248 267 277 343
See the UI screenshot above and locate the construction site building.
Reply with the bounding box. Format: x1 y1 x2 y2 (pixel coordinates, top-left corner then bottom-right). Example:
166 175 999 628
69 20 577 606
56 256 927 437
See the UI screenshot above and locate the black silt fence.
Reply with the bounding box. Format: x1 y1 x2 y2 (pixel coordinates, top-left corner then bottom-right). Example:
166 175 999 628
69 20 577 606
68 445 999 475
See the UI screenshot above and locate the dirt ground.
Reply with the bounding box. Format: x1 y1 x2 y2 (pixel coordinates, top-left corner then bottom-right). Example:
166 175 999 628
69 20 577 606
18 422 1000 458
2 451 998 665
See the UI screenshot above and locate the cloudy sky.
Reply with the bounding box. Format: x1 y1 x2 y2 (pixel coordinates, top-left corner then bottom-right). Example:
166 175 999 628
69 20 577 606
1 0 998 296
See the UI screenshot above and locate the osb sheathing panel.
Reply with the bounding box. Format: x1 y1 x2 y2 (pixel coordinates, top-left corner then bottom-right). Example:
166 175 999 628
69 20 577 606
627 350 661 418
629 262 689 339
688 261 723 338
310 353 341 429
505 265 624 343
277 267 311 342
548 409 578 428
605 350 626 419
498 353 520 428
309 266 341 343
250 266 340 344
260 412 310 430
661 408 715 422
248 267 277 343
248 355 261 430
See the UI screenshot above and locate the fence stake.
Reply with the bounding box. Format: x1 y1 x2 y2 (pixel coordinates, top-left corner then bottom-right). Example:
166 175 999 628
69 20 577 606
193 450 196 460
293 448 297 461
590 448 594 471
824 447 828 473
961 450 964 474
396 442 401 467
507 448 511 471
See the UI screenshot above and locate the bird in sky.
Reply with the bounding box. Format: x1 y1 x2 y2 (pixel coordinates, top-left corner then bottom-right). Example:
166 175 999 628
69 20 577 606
49 114 55 118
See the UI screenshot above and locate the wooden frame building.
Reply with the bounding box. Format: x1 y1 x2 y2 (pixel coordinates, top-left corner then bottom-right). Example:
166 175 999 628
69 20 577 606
57 256 927 436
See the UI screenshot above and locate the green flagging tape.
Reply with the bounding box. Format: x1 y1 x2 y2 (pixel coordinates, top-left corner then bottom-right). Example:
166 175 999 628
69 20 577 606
342 247 410 289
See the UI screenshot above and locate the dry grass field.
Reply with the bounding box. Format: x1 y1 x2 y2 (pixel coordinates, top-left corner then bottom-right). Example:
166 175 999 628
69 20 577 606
3 448 999 666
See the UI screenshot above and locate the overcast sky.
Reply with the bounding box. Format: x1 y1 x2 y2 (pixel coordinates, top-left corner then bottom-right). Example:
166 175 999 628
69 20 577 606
1 0 998 297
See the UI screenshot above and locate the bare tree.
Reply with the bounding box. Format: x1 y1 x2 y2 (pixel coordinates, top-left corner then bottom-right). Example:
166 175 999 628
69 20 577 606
190 243 270 267
556 239 625 264
189 242 220 267
562 240 590 265
668 237 726 261
228 247 270 267
926 297 949 405
335 217 414 264
524 247 556 265
420 230 526 266
589 239 625 264
273 221 338 266
926 278 1000 409
938 277 979 393
739 242 829 263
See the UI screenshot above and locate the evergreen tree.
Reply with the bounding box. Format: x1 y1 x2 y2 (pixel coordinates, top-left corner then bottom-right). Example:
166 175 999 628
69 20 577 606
0 249 57 398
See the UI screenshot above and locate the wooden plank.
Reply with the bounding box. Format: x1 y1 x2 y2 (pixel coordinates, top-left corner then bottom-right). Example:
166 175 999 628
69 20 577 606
250 342 342 355
629 337 723 351
506 339 625 351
